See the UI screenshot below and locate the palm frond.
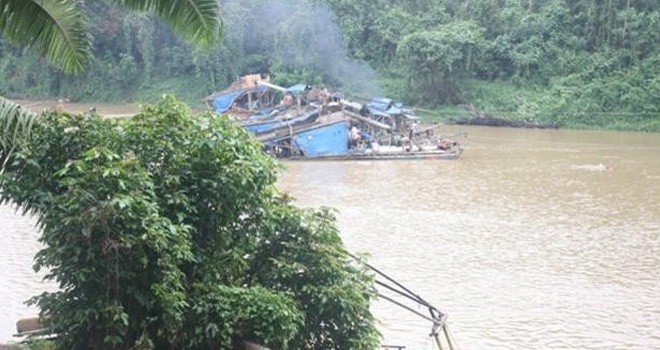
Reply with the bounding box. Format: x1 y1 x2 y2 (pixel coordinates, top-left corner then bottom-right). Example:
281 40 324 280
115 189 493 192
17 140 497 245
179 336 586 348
115 0 222 46
0 0 91 74
0 96 37 172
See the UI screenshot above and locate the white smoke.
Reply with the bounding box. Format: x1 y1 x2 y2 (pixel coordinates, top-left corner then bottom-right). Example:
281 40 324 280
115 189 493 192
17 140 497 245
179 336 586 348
221 0 381 96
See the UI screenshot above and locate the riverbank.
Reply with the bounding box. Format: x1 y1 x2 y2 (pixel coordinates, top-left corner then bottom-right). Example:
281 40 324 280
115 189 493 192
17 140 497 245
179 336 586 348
420 79 660 132
400 78 660 133
11 90 660 133
11 100 139 118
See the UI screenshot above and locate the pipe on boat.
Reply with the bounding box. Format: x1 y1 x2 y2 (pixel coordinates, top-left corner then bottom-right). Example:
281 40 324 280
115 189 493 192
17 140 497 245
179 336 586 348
256 80 288 92
343 110 391 130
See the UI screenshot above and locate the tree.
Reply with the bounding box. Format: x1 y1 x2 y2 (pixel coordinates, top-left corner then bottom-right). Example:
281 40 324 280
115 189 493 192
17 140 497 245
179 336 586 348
397 21 484 104
0 96 380 349
0 0 222 74
0 0 223 152
0 0 222 168
1 1 380 349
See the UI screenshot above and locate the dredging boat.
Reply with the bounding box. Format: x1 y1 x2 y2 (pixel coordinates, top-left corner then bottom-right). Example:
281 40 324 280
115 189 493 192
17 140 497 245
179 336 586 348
204 75 465 161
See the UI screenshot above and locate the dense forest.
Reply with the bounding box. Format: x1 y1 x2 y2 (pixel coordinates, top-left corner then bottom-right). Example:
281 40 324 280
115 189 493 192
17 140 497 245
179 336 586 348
1 0 659 131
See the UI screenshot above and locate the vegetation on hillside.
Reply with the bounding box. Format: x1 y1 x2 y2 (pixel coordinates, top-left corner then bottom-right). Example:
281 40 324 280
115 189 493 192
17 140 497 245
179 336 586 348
2 0 658 130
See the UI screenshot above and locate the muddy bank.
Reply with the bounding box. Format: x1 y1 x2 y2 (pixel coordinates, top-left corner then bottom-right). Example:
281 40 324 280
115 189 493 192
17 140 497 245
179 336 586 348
11 100 139 118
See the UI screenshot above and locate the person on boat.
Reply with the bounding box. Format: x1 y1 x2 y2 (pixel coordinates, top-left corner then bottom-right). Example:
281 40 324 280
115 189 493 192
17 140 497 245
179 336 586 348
402 136 412 152
409 120 420 139
350 125 361 148
280 93 294 106
393 134 402 147
331 91 343 103
360 131 376 149
318 88 330 104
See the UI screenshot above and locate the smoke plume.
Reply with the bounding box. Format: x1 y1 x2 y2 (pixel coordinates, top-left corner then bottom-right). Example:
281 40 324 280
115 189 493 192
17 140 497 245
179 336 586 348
222 0 381 96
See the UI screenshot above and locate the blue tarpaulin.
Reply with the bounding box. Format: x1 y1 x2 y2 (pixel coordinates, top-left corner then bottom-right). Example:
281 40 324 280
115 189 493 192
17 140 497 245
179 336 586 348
366 97 415 117
213 90 245 113
366 97 393 112
293 121 349 157
286 84 309 96
212 86 270 113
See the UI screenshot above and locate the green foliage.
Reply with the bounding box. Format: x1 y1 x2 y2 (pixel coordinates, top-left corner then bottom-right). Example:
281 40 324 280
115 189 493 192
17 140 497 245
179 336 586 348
185 285 303 349
19 338 55 350
0 0 221 74
3 0 660 130
0 96 36 172
530 51 660 131
0 0 91 74
115 0 222 47
457 70 660 132
0 96 380 349
460 79 546 120
397 21 484 104
248 205 380 349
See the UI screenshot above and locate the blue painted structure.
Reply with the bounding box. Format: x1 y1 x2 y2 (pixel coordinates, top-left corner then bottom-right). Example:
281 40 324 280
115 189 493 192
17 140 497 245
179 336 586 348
291 121 350 157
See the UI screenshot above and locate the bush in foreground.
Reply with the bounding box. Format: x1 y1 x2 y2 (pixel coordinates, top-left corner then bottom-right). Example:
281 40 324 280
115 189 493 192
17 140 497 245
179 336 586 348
0 96 379 349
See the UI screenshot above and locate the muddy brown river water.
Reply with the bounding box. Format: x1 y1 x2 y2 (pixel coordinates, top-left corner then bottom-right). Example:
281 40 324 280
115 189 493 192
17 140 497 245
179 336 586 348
1 125 659 349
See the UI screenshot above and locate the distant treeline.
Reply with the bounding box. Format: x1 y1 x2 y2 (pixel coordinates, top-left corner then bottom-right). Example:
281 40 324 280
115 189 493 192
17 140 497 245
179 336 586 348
1 0 659 131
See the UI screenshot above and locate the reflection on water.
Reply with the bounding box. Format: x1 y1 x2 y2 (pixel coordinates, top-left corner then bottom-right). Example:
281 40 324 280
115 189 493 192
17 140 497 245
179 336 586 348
1 126 659 348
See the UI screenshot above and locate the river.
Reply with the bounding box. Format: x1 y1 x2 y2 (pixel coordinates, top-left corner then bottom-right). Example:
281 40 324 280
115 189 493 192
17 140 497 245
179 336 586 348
1 126 659 349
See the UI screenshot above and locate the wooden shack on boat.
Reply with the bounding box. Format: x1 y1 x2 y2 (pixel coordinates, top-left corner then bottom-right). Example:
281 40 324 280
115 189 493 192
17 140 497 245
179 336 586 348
203 74 278 118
